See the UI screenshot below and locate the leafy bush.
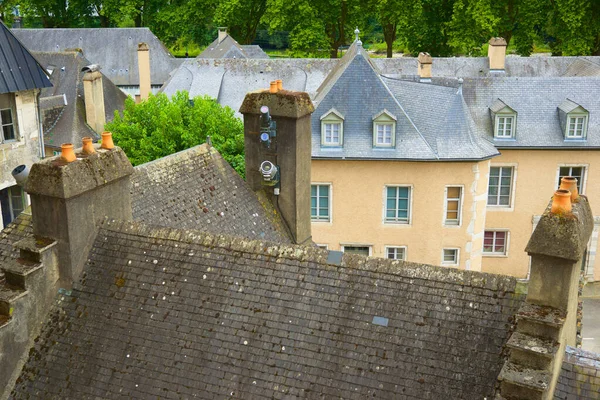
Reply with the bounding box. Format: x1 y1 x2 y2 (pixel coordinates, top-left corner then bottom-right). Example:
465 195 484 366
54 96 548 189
106 91 245 177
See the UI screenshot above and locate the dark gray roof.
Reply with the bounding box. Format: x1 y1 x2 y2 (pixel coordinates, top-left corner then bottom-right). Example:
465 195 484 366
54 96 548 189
462 76 600 148
311 43 498 161
198 35 269 59
131 144 291 243
0 21 51 94
554 346 600 399
34 51 127 148
11 219 524 399
12 28 183 86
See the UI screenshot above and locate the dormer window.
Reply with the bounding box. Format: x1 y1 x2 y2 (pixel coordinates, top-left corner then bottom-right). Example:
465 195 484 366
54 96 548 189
489 99 516 139
320 108 344 147
566 115 587 139
372 110 396 148
558 99 589 141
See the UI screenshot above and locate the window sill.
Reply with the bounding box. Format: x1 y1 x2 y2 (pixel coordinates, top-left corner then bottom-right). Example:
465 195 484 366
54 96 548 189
311 220 332 224
482 253 509 258
563 138 587 142
486 206 514 212
493 137 516 141
383 221 411 226
441 262 459 267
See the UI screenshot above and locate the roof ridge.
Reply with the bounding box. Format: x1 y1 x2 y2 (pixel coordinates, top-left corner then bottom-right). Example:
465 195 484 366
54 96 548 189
100 218 519 292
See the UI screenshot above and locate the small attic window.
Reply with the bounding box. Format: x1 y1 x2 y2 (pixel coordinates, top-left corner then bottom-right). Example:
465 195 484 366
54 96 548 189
320 108 344 147
372 110 396 148
489 99 516 139
558 99 589 141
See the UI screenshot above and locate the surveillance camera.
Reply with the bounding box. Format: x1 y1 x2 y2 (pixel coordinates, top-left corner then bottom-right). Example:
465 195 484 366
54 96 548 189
259 161 278 182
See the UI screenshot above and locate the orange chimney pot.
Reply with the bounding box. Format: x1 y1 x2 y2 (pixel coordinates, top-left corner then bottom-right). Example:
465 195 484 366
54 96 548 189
269 81 278 94
551 189 572 214
276 80 283 90
101 131 115 150
559 176 579 202
60 143 76 163
82 137 96 155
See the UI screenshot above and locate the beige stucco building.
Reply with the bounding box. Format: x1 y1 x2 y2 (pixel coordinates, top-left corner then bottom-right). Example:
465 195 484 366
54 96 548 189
308 38 600 282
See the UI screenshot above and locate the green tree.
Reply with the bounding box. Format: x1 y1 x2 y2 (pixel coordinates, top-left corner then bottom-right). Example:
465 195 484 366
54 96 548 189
375 0 420 58
447 0 546 56
105 92 245 176
545 0 600 56
214 0 267 45
264 0 366 58
397 0 455 56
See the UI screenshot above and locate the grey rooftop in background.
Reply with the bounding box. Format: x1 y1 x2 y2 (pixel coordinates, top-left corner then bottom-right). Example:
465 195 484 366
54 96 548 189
12 28 183 86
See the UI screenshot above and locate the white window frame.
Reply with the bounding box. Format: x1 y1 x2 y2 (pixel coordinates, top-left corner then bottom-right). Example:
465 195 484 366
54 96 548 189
383 185 413 225
494 114 516 139
441 248 459 266
443 185 463 226
372 110 397 148
565 114 588 140
316 244 329 250
487 164 517 211
483 230 510 257
385 246 407 261
341 244 372 256
320 109 344 147
0 107 17 142
310 183 332 223
556 164 587 195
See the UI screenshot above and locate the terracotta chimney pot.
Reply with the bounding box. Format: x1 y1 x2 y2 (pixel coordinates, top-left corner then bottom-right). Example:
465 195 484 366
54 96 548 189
551 189 572 214
276 80 283 90
559 177 579 202
269 81 278 94
101 131 115 150
60 143 76 163
82 137 96 155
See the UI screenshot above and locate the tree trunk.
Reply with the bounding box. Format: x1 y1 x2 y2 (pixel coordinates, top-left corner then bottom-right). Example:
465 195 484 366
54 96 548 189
99 15 110 27
383 23 397 58
330 48 339 58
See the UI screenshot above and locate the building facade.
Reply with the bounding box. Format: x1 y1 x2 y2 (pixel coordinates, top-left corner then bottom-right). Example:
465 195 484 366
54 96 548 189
0 21 52 227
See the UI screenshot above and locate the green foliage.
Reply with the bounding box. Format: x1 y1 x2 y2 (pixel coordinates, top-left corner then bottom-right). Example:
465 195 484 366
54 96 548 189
214 0 267 45
105 92 246 177
11 0 600 56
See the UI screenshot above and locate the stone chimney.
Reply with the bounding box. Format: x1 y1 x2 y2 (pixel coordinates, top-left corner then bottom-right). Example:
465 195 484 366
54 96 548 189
488 37 507 72
239 83 314 245
497 191 593 399
417 52 432 82
218 27 228 43
137 42 151 101
24 137 134 288
82 66 106 134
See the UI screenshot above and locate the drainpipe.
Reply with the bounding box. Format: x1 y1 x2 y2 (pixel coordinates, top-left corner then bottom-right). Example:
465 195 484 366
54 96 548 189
35 89 45 159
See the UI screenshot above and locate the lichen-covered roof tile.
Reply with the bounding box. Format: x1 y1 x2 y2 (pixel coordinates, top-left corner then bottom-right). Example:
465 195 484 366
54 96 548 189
11 220 524 399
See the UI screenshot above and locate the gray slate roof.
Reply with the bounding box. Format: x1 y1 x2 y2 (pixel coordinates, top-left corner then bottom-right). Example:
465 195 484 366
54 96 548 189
554 346 600 399
10 219 524 399
0 21 51 94
311 43 498 161
34 51 127 148
162 55 600 106
462 76 600 148
0 211 32 283
12 28 183 86
131 144 291 243
198 35 269 59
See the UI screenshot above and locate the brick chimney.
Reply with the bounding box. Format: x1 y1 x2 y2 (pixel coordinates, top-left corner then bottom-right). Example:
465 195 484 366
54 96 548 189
417 52 432 82
488 37 507 72
24 137 134 287
497 191 593 399
82 65 106 134
137 42 151 101
218 27 228 43
239 83 314 245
